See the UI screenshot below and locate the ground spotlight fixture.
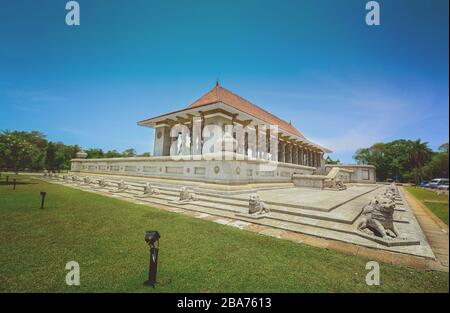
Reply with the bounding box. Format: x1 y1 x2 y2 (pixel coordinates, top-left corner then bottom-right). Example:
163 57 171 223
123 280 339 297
40 192 47 209
144 230 160 287
6 176 9 183
145 230 160 246
13 179 16 190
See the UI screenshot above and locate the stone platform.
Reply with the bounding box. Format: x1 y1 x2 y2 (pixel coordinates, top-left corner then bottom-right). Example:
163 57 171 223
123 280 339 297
41 173 435 260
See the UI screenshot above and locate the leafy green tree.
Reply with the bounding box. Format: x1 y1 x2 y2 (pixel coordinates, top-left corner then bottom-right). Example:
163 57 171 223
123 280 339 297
325 156 340 164
408 139 432 183
45 142 57 170
105 150 123 158
53 142 80 171
0 131 37 173
422 143 449 180
122 148 137 157
85 148 105 159
353 139 434 182
353 148 371 165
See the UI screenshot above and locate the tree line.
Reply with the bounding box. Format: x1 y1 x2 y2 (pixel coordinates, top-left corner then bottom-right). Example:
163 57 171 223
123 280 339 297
353 139 448 183
0 130 150 173
1 130 447 182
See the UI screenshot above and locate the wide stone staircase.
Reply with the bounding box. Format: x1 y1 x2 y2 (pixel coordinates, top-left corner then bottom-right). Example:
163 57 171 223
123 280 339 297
43 173 435 259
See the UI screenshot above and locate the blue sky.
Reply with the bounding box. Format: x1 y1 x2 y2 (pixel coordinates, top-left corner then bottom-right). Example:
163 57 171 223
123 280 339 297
0 0 448 162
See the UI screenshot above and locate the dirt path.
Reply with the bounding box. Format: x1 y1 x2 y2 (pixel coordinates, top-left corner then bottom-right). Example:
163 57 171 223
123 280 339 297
402 187 449 272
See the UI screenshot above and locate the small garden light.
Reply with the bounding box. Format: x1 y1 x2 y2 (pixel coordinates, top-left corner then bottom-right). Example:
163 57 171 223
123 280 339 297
13 179 16 190
144 230 160 287
40 192 47 209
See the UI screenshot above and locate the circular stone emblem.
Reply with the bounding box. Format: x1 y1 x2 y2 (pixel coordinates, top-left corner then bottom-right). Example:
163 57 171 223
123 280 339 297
214 166 220 174
235 167 240 175
156 131 162 139
186 168 190 173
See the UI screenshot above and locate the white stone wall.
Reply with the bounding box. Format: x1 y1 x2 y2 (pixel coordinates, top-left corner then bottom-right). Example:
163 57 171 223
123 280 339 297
324 164 376 183
70 155 316 185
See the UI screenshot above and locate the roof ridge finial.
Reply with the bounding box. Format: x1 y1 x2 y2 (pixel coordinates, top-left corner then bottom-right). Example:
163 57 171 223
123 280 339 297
216 77 220 87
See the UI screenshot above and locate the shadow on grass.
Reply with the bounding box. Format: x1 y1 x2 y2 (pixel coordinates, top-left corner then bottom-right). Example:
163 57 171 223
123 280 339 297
0 181 37 186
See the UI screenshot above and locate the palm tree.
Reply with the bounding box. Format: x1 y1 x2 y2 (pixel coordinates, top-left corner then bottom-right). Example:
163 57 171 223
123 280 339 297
408 139 432 183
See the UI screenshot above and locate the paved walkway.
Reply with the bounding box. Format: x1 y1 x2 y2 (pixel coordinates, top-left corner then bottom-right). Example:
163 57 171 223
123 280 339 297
402 187 449 272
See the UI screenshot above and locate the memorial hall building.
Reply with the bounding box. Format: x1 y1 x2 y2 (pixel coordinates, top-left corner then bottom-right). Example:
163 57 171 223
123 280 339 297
71 84 375 185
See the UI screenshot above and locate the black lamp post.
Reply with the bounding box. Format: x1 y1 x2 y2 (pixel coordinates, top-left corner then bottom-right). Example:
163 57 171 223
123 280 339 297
6 176 9 184
144 230 160 287
40 192 47 209
13 179 16 190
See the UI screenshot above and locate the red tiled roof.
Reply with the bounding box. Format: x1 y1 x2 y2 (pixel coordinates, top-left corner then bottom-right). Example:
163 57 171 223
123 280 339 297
187 85 304 138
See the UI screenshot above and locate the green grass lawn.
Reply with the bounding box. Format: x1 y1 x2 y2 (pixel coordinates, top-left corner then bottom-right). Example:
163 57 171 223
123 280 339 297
404 186 449 225
0 176 448 293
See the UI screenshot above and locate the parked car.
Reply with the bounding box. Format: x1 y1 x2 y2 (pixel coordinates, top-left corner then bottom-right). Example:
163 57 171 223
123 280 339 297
437 180 449 191
418 181 429 187
428 178 449 189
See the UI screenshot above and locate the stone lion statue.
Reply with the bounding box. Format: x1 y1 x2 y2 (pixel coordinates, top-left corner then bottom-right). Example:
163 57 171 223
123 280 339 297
248 194 270 215
324 178 347 190
83 176 91 184
97 178 107 187
143 183 160 196
383 184 400 202
179 187 196 202
357 196 401 239
117 180 128 191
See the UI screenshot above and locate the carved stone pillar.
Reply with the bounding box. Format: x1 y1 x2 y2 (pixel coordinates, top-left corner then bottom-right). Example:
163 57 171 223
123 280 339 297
292 145 298 164
279 141 286 163
153 124 171 156
285 143 292 163
299 147 304 165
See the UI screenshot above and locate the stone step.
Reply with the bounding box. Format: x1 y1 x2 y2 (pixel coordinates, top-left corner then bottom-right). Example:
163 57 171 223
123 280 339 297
84 182 362 225
45 179 434 258
180 199 354 233
128 195 421 255
62 177 366 224
186 193 361 224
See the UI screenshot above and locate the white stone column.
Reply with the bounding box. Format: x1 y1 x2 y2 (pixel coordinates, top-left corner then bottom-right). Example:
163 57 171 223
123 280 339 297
270 133 277 162
278 141 285 163
299 146 305 165
153 124 171 156
319 152 324 169
297 147 302 165
286 143 292 163
192 116 202 159
292 144 298 164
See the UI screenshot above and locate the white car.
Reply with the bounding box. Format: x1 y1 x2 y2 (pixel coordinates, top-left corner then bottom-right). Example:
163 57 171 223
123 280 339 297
428 178 449 190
